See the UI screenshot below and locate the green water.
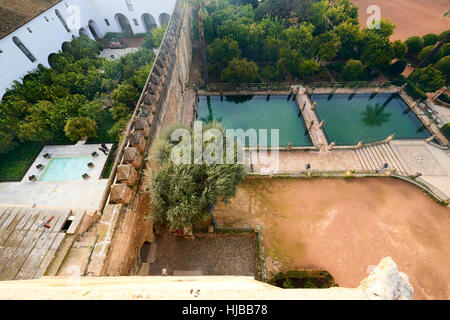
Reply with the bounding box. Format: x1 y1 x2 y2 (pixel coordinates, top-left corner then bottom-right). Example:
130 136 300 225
311 93 431 145
39 157 93 182
197 95 312 147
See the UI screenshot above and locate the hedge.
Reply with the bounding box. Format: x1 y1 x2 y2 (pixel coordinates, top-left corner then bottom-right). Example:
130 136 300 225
441 123 450 140
405 80 428 101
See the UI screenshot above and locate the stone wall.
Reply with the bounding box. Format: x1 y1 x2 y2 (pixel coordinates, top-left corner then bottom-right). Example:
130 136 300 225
84 0 193 276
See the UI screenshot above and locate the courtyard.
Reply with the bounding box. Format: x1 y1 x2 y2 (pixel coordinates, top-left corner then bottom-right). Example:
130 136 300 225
212 177 450 300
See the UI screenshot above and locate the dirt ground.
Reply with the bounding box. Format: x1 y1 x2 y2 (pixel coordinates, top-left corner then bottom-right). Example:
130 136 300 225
149 229 257 277
352 0 450 40
213 177 450 300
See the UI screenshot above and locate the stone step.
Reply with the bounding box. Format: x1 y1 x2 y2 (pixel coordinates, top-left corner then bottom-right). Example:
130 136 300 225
173 270 203 276
360 147 377 170
385 143 408 174
355 150 370 171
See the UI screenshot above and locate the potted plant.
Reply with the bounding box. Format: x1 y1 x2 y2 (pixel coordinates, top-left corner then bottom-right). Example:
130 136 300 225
36 164 44 170
88 162 95 168
91 152 99 157
43 153 51 159
82 173 90 179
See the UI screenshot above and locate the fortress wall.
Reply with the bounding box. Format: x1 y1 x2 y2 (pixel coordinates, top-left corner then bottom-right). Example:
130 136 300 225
83 0 193 277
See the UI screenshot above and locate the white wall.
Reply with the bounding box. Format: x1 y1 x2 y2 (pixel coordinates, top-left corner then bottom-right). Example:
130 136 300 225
0 0 177 100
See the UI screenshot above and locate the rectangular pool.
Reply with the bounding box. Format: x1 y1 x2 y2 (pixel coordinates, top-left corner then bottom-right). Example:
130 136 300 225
39 157 93 182
197 95 312 147
311 93 431 145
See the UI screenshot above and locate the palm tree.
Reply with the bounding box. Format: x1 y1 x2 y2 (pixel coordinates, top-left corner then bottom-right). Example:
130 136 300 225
361 103 391 127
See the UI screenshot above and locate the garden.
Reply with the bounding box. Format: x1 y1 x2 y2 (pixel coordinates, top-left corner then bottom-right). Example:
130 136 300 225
0 35 157 180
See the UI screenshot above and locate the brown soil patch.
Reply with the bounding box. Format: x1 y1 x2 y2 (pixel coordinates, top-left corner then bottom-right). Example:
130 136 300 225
352 0 450 41
213 177 450 300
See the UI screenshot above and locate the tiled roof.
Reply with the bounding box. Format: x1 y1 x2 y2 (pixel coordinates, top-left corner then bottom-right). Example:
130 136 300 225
0 0 62 39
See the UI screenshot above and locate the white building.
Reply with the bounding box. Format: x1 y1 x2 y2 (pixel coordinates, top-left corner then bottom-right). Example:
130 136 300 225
0 0 177 100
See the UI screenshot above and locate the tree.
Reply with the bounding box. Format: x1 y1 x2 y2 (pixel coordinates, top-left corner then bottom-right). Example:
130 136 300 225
112 84 140 108
64 117 98 142
298 58 320 76
220 58 260 83
435 56 450 77
410 66 445 92
315 31 341 61
64 35 102 60
263 36 282 62
334 21 362 58
78 99 104 122
282 22 315 56
360 30 394 68
389 59 407 75
423 33 439 46
277 46 302 77
342 59 366 80
151 25 167 48
18 101 55 142
391 40 407 59
49 94 89 132
418 45 444 63
206 38 241 67
148 121 246 230
405 36 425 54
442 43 450 56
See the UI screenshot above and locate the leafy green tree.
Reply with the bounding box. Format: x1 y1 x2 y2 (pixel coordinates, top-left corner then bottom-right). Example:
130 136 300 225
260 65 283 81
423 33 439 46
418 45 444 63
442 43 450 56
112 84 140 108
142 32 155 49
260 15 286 38
125 64 153 90
151 24 168 48
282 22 315 56
315 31 341 61
110 103 132 121
206 38 241 69
298 58 320 76
78 99 104 122
220 58 260 83
410 66 445 92
374 19 395 38
49 94 89 132
334 21 362 58
148 121 246 230
434 56 450 77
277 46 302 76
438 30 450 41
64 117 98 142
342 59 366 80
360 30 394 68
18 101 55 142
391 40 407 59
64 35 102 60
405 36 425 54
263 36 282 62
325 0 359 26
216 20 249 47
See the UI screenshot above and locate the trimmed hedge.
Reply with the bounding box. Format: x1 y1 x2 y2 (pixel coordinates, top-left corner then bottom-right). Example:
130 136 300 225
405 80 428 101
441 123 450 140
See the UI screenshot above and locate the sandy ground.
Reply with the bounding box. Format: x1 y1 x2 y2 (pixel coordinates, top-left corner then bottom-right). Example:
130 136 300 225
213 177 450 300
352 0 450 40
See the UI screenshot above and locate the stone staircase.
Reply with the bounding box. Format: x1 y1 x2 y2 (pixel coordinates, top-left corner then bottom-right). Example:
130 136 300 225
355 143 409 174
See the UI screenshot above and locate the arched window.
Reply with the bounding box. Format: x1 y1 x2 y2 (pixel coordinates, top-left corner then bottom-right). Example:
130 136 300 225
55 9 70 32
12 37 36 62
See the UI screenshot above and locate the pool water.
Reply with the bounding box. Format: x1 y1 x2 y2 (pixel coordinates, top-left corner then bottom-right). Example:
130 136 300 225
39 157 93 182
197 95 312 147
311 93 431 145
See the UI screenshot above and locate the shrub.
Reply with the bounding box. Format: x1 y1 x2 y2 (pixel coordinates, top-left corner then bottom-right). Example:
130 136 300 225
220 59 260 83
269 270 337 289
405 36 425 54
441 123 450 140
342 59 366 81
442 43 450 56
418 45 444 63
438 93 450 104
389 59 406 74
438 30 450 42
64 117 97 142
410 65 445 92
423 33 439 46
405 80 428 101
434 56 450 76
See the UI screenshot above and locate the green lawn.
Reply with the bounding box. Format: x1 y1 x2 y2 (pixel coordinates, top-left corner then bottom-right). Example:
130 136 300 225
0 143 43 181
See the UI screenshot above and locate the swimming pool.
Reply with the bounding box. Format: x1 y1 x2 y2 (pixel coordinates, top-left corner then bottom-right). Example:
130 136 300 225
197 95 312 147
39 157 93 182
311 93 431 145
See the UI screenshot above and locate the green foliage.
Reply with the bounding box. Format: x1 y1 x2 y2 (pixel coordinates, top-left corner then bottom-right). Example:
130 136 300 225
111 84 140 108
220 59 260 83
389 59 407 75
410 65 445 92
405 36 425 54
315 30 341 61
142 25 167 49
438 30 450 42
423 33 439 46
0 142 43 181
405 80 428 101
64 117 98 142
206 38 241 73
442 43 450 57
342 59 366 80
434 55 450 77
418 45 444 63
270 269 337 289
441 123 450 140
360 30 394 68
391 40 407 59
260 65 283 81
149 122 246 230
